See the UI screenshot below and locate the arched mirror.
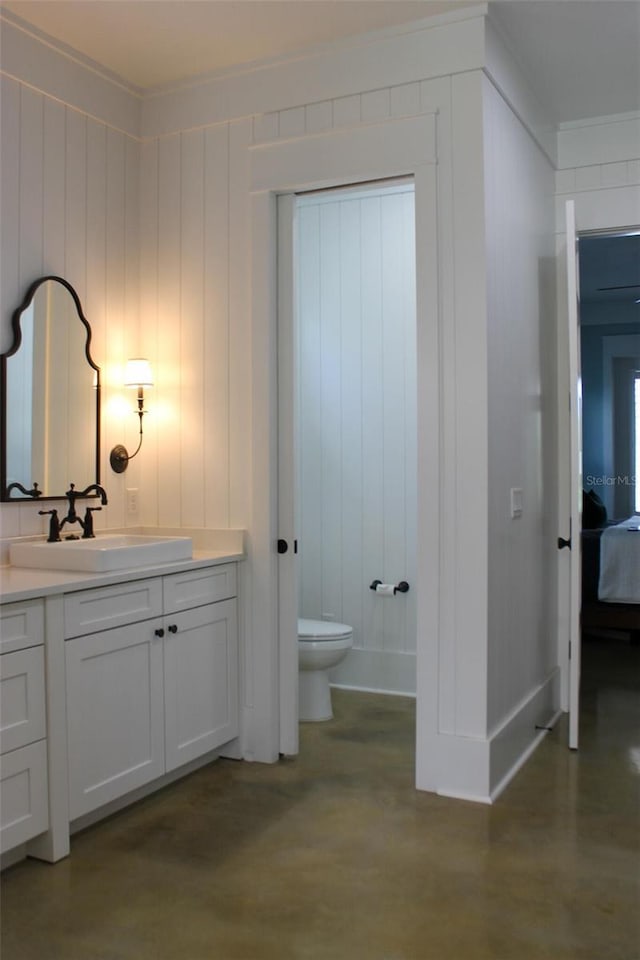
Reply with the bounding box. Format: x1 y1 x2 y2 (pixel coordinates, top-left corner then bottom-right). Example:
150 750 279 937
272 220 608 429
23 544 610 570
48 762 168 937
1 276 101 501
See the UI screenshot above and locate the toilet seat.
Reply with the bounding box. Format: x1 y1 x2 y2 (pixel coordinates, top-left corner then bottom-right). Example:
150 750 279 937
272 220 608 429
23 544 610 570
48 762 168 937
298 618 352 642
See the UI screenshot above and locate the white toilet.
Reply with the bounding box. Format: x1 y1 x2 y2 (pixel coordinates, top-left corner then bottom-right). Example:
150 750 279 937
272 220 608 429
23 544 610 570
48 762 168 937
298 618 353 721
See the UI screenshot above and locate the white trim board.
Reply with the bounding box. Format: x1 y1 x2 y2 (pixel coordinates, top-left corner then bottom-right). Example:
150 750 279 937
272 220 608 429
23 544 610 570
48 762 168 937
330 650 417 698
142 16 485 139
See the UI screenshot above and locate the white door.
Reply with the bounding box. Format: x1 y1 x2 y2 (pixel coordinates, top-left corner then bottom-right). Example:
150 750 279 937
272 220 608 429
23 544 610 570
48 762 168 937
277 193 299 756
565 200 583 750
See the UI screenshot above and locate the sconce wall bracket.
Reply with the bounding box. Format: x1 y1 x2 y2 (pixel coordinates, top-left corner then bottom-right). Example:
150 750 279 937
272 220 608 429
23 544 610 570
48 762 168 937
110 444 130 474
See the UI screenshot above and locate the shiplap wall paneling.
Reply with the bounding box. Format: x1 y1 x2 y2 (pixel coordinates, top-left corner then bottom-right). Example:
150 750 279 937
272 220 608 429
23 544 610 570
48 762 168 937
19 87 44 292
0 76 140 535
138 139 160 527
1 77 21 346
338 199 364 648
296 186 416 693
145 125 232 530
156 134 183 528
102 127 139 528
228 118 253 533
203 125 230 531
180 129 206 528
85 116 108 488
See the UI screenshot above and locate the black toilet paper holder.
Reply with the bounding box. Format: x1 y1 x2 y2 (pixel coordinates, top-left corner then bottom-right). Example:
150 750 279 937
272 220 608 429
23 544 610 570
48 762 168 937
369 580 410 595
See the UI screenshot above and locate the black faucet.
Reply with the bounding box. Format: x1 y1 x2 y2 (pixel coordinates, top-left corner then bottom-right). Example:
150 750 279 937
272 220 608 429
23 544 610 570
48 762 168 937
59 483 109 539
75 484 108 505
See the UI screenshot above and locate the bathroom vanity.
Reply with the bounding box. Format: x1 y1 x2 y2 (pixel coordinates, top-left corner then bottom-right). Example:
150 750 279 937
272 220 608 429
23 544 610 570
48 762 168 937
0 275 244 866
0 547 242 866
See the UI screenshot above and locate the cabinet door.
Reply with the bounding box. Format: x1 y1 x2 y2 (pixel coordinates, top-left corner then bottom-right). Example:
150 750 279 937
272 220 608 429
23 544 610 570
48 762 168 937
164 599 238 773
66 621 164 819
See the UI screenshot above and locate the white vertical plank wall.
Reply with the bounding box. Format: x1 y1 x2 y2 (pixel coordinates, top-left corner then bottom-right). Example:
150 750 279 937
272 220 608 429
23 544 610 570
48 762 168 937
296 185 417 695
0 77 139 536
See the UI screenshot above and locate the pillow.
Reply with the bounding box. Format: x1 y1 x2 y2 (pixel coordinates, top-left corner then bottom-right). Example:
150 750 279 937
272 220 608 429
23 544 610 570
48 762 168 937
582 488 607 529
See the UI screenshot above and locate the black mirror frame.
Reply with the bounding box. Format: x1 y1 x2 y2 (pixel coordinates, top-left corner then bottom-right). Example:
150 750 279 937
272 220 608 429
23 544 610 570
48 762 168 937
1 275 101 502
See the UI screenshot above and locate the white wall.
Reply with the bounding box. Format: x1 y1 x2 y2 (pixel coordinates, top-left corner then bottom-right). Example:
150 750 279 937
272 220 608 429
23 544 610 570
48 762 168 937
0 69 140 539
295 185 417 695
482 76 559 787
137 126 249 531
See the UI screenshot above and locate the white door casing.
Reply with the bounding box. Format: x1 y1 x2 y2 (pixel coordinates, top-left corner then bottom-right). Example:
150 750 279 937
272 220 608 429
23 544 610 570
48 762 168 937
277 192 299 757
249 113 440 778
565 199 583 751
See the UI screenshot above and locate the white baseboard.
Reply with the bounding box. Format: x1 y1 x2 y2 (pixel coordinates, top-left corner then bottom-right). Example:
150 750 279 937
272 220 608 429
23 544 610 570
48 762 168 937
424 668 561 804
329 647 416 695
488 667 561 801
331 682 416 698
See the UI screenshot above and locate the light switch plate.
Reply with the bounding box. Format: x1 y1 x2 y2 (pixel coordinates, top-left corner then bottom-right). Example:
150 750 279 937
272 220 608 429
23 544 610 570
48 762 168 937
510 487 523 518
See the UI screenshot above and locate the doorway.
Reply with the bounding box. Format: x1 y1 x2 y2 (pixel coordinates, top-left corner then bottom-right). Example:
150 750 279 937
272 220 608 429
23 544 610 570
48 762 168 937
277 179 418 748
291 181 418 708
576 229 640 741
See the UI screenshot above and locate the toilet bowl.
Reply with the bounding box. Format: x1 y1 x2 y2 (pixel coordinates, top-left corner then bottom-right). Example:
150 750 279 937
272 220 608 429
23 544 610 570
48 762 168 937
298 618 353 721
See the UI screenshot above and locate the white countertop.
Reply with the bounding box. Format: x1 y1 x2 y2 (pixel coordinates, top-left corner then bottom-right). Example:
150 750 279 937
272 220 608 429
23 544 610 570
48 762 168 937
0 549 244 604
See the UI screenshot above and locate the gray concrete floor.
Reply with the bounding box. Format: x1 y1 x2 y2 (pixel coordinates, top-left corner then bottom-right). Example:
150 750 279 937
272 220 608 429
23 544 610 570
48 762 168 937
2 635 639 960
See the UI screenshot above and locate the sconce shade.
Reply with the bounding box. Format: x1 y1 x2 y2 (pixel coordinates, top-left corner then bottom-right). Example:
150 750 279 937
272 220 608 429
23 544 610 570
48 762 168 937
124 358 153 387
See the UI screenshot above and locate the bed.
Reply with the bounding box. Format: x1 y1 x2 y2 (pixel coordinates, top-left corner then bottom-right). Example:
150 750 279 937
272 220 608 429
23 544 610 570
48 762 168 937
581 518 640 641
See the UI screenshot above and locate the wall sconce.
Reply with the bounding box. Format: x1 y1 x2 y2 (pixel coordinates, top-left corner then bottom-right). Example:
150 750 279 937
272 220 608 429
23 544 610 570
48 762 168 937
110 358 153 473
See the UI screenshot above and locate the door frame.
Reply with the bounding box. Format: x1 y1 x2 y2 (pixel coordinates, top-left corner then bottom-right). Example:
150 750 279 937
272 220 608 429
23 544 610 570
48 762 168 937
557 209 640 732
248 113 441 782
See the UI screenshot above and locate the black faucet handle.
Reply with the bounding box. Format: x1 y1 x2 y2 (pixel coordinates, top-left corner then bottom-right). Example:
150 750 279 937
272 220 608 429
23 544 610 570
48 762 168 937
81 506 101 539
38 508 61 543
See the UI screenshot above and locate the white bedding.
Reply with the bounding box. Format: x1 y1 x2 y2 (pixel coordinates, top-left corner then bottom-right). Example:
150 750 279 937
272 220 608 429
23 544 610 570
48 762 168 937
598 516 640 604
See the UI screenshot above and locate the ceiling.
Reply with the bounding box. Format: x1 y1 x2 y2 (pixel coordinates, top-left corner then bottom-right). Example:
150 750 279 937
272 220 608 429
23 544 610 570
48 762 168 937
0 1 474 91
1 1 639 122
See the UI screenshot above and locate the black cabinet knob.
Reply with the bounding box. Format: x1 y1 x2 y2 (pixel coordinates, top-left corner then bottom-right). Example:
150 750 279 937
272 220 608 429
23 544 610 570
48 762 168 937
154 628 165 638
168 624 178 634
277 539 288 554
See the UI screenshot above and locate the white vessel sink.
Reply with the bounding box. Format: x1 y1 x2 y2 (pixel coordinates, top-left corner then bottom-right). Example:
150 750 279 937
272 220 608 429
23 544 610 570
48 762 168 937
10 534 193 573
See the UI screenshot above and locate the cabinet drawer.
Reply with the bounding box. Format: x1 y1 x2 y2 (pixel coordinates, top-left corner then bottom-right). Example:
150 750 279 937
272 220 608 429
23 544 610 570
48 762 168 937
0 646 46 754
0 599 44 655
163 563 237 614
64 578 163 638
0 739 49 853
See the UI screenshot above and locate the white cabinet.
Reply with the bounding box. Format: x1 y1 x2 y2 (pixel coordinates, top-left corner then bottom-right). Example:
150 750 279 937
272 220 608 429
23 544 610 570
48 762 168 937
0 600 49 853
65 563 238 820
